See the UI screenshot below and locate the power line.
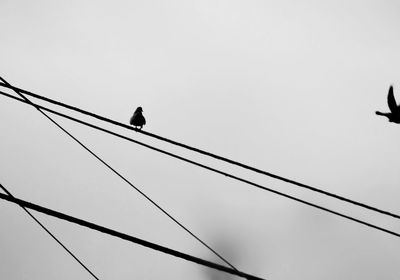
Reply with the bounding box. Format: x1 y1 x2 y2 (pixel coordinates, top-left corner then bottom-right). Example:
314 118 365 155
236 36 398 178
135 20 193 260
1 90 400 239
0 82 399 221
0 183 100 280
0 77 237 272
0 192 265 280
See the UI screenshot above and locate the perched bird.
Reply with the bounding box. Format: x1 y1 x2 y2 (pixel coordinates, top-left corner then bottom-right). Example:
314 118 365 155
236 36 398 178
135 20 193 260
130 106 146 129
376 86 400 124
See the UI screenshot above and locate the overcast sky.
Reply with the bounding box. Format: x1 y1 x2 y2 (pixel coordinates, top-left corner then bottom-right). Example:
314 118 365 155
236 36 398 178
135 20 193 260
1 1 400 279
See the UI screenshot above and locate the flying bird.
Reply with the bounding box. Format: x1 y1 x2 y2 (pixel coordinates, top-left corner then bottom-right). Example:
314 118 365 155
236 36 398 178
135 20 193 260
376 86 400 124
130 106 146 129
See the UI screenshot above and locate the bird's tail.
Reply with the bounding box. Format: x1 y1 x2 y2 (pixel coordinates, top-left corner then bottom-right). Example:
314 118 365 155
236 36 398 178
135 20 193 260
375 111 391 119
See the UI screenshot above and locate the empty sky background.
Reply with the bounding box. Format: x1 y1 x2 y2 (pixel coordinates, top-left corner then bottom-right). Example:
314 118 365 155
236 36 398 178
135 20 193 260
1 0 400 279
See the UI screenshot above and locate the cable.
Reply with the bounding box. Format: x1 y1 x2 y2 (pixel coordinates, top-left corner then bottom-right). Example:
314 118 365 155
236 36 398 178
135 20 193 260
1 90 400 239
1 82 399 221
0 77 237 272
0 192 265 280
0 183 100 279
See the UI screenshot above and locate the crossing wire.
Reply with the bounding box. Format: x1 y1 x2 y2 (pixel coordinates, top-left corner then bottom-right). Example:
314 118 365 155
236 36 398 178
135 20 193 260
0 183 100 279
1 89 400 239
0 77 238 272
0 82 399 220
0 192 265 280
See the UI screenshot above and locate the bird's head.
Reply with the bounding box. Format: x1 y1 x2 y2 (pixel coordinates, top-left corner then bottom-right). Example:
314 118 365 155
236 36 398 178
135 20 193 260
135 106 143 113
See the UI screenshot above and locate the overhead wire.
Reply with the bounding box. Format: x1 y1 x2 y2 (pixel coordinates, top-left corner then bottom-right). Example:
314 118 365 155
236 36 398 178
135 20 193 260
1 89 400 239
0 77 238 272
0 82 399 220
0 192 265 280
0 183 100 280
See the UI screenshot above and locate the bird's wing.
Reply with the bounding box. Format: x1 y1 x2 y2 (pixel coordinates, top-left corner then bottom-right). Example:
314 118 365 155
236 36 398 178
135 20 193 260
130 112 138 125
387 86 398 113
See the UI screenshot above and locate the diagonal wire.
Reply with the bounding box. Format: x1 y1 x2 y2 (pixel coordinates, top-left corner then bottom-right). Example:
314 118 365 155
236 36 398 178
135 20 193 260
1 90 400 239
0 183 100 279
0 192 265 280
0 82 399 220
0 77 238 272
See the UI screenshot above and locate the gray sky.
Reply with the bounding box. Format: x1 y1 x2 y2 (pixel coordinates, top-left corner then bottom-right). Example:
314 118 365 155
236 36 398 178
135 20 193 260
1 0 400 279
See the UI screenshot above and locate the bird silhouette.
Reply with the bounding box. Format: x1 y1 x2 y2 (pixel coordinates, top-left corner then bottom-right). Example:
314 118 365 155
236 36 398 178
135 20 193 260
376 86 400 124
130 106 146 129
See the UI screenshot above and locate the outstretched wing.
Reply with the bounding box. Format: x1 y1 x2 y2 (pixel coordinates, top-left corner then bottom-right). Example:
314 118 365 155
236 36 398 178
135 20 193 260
387 86 398 113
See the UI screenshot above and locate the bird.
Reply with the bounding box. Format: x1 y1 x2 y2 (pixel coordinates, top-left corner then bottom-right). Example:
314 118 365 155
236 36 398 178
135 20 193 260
376 85 400 124
130 106 146 130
